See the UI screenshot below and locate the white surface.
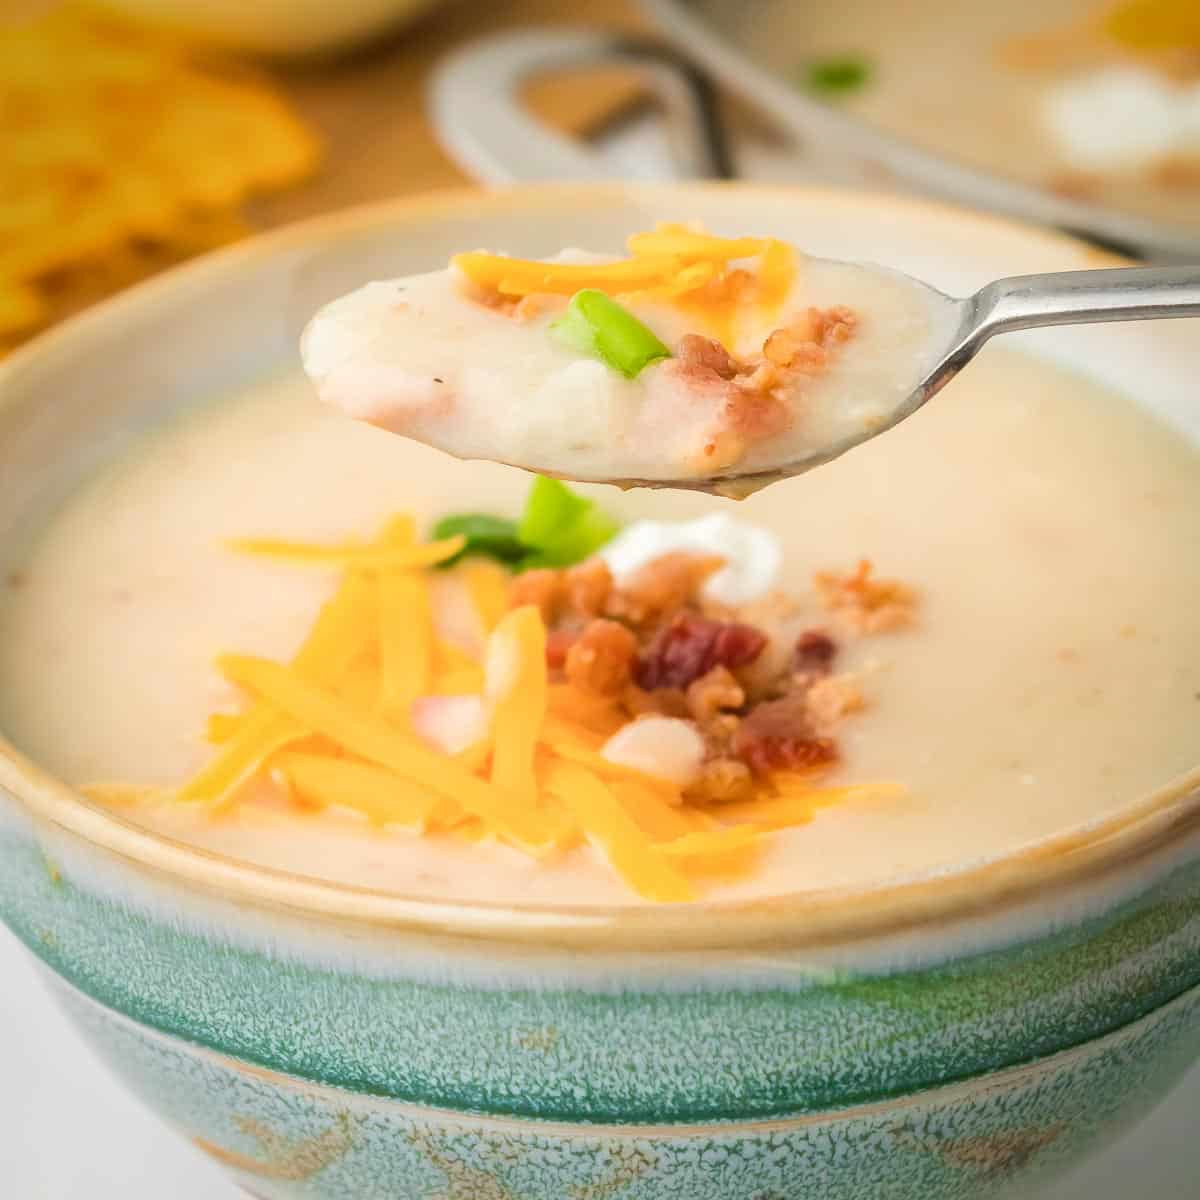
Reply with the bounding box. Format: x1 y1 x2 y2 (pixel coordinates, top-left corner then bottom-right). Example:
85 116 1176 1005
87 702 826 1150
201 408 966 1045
1 926 1196 1197
0 927 233 1199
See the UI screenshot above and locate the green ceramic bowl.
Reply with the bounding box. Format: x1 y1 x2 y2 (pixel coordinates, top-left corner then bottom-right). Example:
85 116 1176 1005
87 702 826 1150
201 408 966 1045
2 185 1199 1199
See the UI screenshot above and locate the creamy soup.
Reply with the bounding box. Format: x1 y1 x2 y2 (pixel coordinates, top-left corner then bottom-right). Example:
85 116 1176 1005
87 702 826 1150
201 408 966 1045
700 0 1200 231
302 231 952 484
1 349 1198 905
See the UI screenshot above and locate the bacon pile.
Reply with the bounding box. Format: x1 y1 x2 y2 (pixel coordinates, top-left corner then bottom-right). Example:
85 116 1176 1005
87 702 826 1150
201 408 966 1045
510 549 914 801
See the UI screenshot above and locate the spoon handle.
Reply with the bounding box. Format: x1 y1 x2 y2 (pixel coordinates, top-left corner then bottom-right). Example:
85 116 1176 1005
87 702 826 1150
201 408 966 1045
970 266 1200 340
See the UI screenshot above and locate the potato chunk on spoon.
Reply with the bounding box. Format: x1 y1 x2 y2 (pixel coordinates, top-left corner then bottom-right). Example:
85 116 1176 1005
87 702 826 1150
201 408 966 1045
301 228 1200 496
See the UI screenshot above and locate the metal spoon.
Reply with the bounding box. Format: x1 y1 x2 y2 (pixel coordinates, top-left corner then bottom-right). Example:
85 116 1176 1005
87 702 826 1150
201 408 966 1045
606 264 1200 498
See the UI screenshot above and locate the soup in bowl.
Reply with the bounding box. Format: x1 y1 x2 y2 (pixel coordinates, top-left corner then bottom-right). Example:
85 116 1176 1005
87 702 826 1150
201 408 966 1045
0 184 1198 1199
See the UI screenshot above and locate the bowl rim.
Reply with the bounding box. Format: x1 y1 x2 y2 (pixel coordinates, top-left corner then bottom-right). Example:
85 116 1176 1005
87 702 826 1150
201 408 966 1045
2 180 1199 951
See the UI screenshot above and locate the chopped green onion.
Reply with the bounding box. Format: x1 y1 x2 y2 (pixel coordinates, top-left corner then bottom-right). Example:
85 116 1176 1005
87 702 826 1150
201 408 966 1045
430 513 524 567
802 55 872 97
432 477 620 572
517 476 590 548
550 289 670 379
517 476 619 568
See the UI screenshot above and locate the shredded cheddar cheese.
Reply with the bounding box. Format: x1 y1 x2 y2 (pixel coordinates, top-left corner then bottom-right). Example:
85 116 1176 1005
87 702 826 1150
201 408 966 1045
616 781 698 840
100 512 901 902
378 571 433 724
757 238 797 315
451 252 686 298
486 606 548 809
625 229 770 261
463 560 510 634
217 653 558 853
452 223 798 347
279 753 449 830
544 761 696 904
177 709 307 810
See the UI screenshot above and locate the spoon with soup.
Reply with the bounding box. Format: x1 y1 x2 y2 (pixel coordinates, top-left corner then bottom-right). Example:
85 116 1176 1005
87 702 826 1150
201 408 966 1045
301 226 1200 496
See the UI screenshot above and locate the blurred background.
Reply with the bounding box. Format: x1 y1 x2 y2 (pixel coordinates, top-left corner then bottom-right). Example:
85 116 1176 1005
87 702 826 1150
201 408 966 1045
4 0 1199 357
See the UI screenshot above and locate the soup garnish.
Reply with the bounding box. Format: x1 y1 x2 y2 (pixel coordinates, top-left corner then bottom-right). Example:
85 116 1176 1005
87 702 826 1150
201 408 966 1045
90 478 908 902
6 351 1199 903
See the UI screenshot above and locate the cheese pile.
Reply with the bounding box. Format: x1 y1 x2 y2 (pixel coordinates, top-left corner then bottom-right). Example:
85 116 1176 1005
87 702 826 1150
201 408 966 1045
143 515 890 902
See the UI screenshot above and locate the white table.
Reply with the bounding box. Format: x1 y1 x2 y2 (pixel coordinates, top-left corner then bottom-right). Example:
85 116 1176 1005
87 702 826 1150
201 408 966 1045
1 927 1195 1198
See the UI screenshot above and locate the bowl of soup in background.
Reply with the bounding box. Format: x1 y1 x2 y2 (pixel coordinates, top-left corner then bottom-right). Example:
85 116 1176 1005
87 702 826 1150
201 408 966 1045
643 0 1200 261
0 184 1199 1200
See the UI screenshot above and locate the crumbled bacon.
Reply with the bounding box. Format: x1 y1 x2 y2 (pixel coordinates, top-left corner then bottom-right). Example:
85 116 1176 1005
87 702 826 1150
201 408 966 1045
814 559 917 634
794 629 837 675
564 619 638 697
523 548 913 785
674 334 740 383
690 757 753 803
563 558 613 621
762 327 820 370
606 551 725 630
734 692 838 774
808 305 858 346
761 332 824 374
545 628 578 670
682 304 862 465
623 684 690 720
726 391 793 443
686 665 745 727
510 568 564 623
804 673 865 732
636 611 767 691
763 305 857 368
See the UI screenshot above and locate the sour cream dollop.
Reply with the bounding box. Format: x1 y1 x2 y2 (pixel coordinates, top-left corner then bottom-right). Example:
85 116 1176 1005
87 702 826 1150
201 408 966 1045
600 513 781 605
1044 67 1200 171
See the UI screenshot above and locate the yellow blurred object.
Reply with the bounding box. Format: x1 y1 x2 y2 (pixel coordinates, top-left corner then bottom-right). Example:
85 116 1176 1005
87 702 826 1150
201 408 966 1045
1105 0 1200 51
0 8 320 352
84 0 443 58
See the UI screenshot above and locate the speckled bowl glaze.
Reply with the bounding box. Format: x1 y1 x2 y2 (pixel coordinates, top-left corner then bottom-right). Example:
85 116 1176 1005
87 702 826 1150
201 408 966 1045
2 185 1200 1200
